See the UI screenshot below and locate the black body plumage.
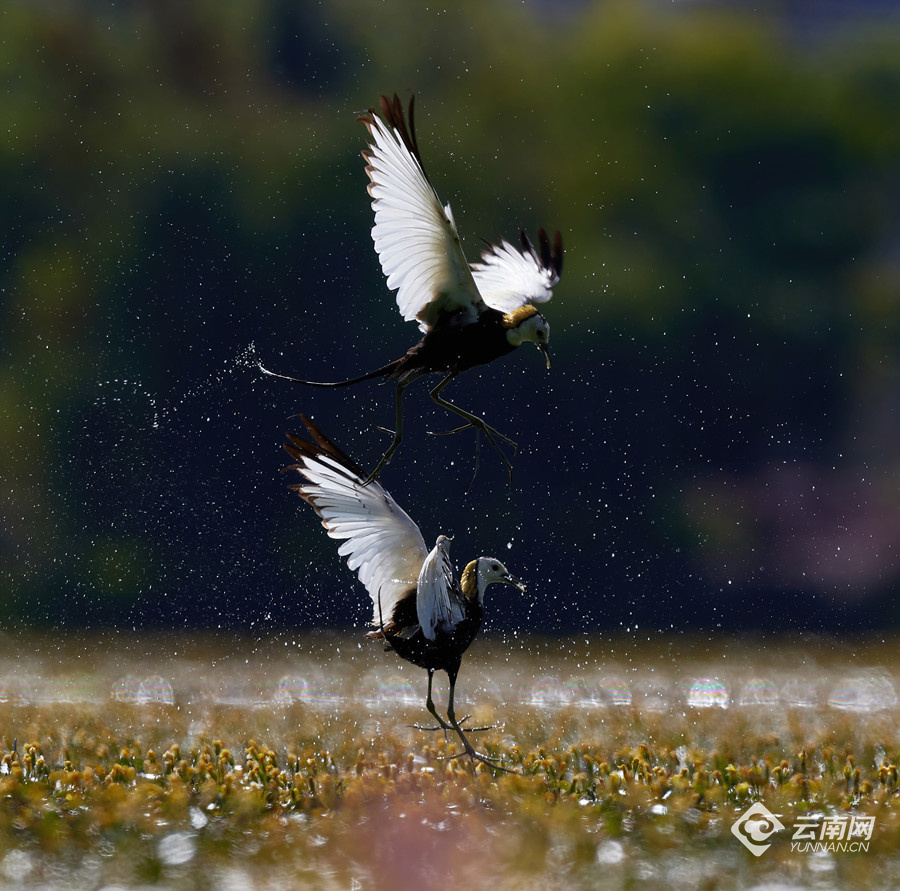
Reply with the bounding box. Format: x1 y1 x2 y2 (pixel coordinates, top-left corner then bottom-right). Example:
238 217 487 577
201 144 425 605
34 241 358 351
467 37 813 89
373 589 484 683
390 307 520 381
279 306 525 389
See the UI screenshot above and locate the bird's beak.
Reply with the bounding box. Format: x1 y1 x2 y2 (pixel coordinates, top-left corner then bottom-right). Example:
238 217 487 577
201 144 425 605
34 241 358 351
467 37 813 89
537 342 551 370
504 573 527 592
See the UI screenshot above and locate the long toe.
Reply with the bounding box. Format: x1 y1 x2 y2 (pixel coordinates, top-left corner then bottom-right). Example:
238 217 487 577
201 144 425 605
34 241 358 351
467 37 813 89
449 715 493 732
426 422 476 437
411 721 452 732
479 421 517 449
449 722 518 774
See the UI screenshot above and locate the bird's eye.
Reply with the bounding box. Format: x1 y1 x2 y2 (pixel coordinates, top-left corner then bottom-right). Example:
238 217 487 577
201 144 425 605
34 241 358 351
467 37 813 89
491 563 500 572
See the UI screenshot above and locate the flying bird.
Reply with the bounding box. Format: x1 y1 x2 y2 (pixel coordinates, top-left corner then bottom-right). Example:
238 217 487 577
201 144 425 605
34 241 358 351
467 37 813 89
262 93 563 482
284 414 525 768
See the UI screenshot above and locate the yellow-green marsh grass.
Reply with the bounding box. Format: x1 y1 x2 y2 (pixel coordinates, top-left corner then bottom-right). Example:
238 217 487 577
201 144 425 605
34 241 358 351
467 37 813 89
2 631 900 889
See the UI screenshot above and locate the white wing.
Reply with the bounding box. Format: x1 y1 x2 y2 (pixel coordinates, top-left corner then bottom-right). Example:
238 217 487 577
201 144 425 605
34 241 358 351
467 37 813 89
286 418 428 629
416 535 465 641
361 95 484 331
470 229 563 313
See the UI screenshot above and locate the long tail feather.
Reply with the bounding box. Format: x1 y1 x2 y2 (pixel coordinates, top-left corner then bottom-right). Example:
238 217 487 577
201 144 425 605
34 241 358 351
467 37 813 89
258 357 403 387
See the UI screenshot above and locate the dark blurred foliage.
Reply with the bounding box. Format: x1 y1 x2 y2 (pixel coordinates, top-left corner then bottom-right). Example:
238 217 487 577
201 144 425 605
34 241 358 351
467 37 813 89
3 0 900 634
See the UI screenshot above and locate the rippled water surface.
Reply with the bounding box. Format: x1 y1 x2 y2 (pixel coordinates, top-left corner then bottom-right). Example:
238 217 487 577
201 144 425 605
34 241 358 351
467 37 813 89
2 629 897 716
2 630 900 891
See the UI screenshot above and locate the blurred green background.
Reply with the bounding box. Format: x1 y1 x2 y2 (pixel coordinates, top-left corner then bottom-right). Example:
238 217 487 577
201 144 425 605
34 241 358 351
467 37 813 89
3 0 900 633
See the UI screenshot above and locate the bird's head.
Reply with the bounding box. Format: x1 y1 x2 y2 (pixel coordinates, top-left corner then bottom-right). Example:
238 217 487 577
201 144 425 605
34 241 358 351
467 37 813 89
461 557 526 604
502 306 551 369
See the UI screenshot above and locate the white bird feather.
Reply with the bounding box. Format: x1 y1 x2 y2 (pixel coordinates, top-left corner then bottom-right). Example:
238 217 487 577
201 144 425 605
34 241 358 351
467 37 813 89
360 95 560 331
287 420 462 640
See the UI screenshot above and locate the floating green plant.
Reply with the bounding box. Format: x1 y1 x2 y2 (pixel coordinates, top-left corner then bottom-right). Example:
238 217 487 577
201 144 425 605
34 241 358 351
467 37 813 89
2 632 900 888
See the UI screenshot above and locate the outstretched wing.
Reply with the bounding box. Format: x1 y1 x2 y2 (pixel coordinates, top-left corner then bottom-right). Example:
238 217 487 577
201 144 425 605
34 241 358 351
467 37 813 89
470 228 563 314
285 415 428 630
416 535 465 641
360 94 485 331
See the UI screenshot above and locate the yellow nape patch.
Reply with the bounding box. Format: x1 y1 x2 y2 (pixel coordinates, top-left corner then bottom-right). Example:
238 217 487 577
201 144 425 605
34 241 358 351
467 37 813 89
460 560 479 599
501 305 538 328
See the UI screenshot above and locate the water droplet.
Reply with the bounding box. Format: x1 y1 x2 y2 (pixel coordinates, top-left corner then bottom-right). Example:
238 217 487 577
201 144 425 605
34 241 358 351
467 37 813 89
135 676 175 705
686 678 729 709
596 839 625 865
158 831 196 866
828 674 897 712
738 678 779 707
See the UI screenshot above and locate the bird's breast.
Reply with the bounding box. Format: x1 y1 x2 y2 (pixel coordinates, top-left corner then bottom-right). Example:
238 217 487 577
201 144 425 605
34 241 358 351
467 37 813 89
417 315 517 374
385 610 483 673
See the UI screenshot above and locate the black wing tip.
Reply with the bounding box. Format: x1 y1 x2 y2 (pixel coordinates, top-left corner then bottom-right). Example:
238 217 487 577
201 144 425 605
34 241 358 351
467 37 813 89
361 92 425 173
521 227 563 278
283 416 370 488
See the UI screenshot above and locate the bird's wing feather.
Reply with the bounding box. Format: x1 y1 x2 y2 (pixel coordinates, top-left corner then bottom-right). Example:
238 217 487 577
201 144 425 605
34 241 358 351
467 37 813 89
285 416 428 629
361 95 485 331
416 535 465 641
470 228 564 313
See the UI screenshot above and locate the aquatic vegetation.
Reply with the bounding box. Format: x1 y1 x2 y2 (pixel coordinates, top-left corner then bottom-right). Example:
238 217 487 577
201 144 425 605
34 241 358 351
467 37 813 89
1 632 900 889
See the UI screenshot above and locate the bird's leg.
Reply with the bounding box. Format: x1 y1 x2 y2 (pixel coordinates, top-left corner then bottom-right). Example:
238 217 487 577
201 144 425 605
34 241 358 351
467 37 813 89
412 671 482 734
411 669 454 737
427 374 517 480
446 675 516 774
429 375 517 446
366 374 423 484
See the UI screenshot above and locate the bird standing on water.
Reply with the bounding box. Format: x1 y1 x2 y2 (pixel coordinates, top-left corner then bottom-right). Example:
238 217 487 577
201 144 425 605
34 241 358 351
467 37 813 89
284 414 525 767
262 94 563 482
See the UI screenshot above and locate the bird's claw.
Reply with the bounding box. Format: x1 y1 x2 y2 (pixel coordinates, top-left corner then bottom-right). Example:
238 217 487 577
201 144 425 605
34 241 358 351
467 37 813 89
426 421 517 486
453 740 517 774
431 740 516 773
444 715 519 774
412 715 490 733
426 422 517 450
411 721 451 733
